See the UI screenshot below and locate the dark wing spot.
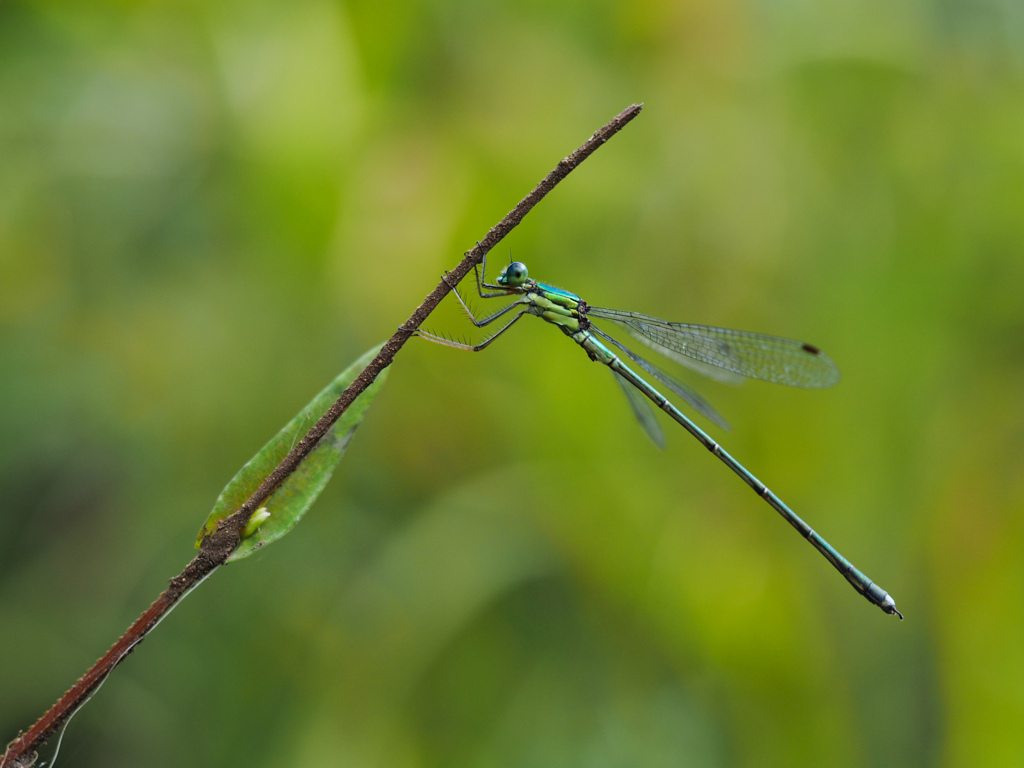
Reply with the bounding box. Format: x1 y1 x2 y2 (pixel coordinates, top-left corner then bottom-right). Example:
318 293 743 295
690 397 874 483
801 343 822 355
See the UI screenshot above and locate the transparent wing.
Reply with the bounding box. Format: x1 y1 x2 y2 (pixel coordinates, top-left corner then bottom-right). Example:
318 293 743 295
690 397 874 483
610 370 665 448
588 307 840 388
591 324 730 430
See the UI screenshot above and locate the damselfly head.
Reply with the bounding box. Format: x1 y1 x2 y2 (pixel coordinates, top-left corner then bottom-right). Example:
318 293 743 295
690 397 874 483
498 261 529 288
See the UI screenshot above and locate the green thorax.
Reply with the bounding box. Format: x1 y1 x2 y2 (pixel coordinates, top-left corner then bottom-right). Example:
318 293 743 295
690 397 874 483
525 281 586 334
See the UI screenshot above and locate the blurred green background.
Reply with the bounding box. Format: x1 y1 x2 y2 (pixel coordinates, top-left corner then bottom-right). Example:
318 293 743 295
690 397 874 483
2 0 1023 765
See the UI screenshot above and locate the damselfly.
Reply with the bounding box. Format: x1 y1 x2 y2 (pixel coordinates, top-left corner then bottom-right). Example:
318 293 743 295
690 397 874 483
417 255 900 619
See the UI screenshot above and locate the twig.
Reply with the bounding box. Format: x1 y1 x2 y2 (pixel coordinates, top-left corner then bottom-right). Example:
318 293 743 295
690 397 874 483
1 102 643 768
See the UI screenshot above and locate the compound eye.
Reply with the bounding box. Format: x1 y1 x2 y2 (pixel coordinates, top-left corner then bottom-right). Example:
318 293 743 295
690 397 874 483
504 261 528 286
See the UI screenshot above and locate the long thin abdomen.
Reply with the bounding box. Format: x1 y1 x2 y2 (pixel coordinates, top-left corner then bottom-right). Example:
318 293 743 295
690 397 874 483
581 332 899 617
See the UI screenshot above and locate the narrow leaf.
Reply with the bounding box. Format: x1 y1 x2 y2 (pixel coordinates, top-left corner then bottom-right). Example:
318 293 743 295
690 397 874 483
196 344 388 561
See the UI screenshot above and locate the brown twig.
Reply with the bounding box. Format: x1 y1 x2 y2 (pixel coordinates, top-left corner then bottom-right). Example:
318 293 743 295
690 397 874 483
1 102 643 768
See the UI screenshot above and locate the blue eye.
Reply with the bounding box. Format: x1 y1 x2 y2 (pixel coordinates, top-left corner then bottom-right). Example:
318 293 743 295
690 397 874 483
501 261 529 287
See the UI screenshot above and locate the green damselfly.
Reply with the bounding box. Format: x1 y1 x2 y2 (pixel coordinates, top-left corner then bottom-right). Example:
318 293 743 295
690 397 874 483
417 254 901 619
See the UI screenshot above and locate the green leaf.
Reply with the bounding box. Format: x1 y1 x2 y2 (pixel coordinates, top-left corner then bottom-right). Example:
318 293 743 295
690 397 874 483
196 344 388 562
